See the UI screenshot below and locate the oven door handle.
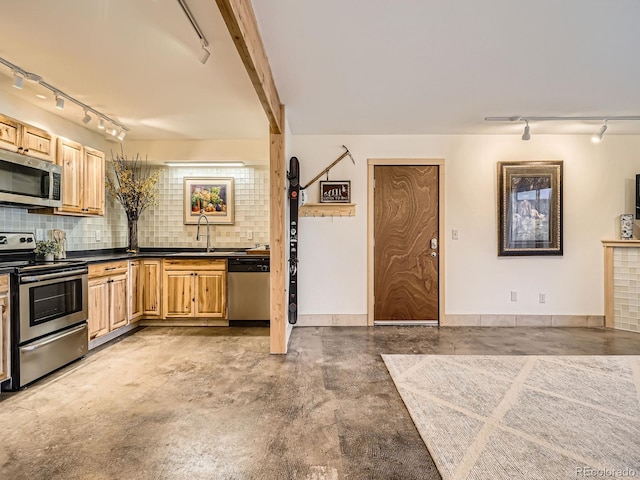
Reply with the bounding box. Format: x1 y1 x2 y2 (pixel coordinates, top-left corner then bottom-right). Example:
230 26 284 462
20 268 88 284
21 324 87 352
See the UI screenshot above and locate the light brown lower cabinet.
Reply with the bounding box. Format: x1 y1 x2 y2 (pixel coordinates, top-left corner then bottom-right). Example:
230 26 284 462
162 259 226 319
129 259 162 322
88 261 129 340
0 275 10 383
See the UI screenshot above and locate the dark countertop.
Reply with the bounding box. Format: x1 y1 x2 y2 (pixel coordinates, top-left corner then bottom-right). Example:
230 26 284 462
67 249 269 264
0 267 15 275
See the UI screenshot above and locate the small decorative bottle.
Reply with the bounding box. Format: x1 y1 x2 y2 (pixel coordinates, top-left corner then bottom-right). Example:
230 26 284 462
620 213 634 240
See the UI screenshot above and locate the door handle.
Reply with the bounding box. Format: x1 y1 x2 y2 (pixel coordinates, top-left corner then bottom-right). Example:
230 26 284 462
431 238 438 249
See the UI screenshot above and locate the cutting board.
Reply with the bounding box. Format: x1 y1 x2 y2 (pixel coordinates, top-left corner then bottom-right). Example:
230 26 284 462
245 249 270 255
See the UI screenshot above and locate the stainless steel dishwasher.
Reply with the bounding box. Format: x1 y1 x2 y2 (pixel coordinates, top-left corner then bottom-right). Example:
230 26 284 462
227 257 270 322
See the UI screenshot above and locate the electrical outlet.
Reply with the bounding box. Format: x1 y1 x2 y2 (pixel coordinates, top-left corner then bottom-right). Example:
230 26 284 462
247 230 253 240
510 291 517 302
36 228 45 241
95 230 101 242
452 229 459 240
539 293 546 304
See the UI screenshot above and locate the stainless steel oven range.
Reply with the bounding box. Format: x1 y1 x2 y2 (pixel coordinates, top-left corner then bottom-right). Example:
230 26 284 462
0 232 88 390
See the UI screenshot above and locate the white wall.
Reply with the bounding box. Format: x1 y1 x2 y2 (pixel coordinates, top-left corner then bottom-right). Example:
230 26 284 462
292 134 640 317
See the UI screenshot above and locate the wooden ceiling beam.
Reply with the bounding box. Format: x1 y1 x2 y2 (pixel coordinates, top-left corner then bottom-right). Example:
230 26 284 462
216 0 283 134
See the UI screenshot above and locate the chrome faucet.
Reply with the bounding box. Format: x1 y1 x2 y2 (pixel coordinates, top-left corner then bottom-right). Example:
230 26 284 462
196 214 211 252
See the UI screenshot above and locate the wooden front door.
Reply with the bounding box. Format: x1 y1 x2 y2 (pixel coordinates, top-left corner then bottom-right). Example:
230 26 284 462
374 165 440 322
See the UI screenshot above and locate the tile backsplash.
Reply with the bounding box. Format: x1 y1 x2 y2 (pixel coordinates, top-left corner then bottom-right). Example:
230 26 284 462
0 165 269 251
612 247 640 332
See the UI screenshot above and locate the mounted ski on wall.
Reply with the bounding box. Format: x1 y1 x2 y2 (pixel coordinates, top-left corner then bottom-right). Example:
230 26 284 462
287 156 300 324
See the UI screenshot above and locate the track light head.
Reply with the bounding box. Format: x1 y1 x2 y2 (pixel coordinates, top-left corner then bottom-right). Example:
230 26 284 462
55 94 64 110
592 121 608 143
199 45 211 64
117 130 126 141
98 118 105 130
82 110 92 124
12 71 23 89
521 121 531 141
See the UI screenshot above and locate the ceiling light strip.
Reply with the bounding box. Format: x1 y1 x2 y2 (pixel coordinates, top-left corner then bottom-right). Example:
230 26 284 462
0 56 129 134
165 162 245 167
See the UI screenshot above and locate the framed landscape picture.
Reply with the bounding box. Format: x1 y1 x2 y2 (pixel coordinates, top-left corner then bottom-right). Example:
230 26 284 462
497 161 563 256
183 177 234 224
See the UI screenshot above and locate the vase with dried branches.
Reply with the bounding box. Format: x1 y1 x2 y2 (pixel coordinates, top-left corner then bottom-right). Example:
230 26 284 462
106 148 160 253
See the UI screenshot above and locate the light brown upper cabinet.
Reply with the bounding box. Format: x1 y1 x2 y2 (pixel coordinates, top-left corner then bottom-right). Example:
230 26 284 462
35 138 105 217
0 113 54 162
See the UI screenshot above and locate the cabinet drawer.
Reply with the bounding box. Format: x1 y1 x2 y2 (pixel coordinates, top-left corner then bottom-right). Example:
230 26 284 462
89 261 129 278
162 259 226 271
0 274 8 294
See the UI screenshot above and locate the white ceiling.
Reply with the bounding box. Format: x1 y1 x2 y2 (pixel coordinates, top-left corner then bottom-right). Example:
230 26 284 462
1 1 639 140
253 0 640 135
0 0 268 140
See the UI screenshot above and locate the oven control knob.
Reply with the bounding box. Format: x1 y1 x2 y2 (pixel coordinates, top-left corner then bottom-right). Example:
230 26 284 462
0 236 6 244
26 237 33 243
20 237 26 243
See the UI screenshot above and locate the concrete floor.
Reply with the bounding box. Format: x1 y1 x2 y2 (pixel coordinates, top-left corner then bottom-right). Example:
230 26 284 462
2 326 640 480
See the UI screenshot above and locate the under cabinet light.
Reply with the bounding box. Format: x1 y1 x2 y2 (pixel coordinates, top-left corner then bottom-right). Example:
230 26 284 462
165 162 245 167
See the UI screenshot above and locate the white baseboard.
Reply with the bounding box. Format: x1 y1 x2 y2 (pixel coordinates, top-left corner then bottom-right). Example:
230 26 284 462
296 314 368 327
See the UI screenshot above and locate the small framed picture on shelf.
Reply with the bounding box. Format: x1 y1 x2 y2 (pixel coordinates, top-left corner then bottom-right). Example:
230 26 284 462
319 181 351 203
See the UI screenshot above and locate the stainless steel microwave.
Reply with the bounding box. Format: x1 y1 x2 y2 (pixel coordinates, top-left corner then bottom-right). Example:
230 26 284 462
0 149 62 208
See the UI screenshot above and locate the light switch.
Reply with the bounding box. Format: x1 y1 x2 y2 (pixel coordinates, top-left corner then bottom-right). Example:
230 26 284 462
452 229 459 240
248 230 253 240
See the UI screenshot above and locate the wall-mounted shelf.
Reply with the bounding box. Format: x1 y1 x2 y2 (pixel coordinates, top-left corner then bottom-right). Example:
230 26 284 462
299 203 355 217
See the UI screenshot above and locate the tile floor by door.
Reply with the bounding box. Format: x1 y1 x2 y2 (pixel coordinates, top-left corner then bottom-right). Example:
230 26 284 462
1 326 640 480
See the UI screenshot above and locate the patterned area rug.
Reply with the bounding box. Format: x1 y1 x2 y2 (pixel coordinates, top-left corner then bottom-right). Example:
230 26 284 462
382 355 640 480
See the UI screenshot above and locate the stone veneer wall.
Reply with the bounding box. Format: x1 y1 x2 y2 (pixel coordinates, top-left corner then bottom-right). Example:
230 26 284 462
613 247 640 332
0 165 269 251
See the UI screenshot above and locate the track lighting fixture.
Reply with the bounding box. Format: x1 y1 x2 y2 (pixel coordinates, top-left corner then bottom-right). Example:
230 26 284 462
522 120 531 141
177 0 212 64
199 40 211 65
486 115 640 142
0 56 129 140
591 121 607 143
12 71 23 89
117 130 127 141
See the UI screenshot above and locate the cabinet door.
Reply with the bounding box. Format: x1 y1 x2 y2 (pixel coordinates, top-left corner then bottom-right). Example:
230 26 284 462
109 274 128 330
129 261 142 322
84 147 105 215
0 293 10 382
194 271 226 318
0 114 21 153
22 124 54 162
57 138 84 214
88 278 109 339
163 271 194 317
142 260 161 316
